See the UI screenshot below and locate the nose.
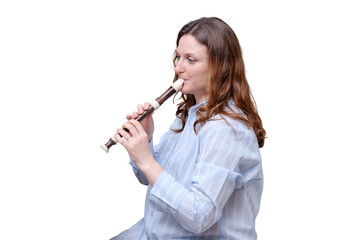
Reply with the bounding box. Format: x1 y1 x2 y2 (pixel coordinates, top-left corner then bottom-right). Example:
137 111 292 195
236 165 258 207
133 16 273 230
174 59 185 74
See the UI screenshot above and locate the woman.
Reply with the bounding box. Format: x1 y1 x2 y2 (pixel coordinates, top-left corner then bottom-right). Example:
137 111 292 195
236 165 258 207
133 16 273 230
111 17 266 240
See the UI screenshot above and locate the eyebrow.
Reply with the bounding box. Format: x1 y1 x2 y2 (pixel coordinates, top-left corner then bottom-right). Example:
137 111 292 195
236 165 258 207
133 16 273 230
175 50 198 58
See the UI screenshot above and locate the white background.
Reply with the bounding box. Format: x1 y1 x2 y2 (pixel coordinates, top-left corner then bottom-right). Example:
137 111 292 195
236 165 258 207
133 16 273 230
1 0 359 239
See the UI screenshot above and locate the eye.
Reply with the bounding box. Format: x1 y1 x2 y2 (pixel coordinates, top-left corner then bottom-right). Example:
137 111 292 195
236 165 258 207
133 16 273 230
174 55 180 65
187 57 196 63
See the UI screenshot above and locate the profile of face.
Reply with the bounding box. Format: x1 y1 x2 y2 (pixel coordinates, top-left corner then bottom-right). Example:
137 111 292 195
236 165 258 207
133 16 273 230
174 34 210 104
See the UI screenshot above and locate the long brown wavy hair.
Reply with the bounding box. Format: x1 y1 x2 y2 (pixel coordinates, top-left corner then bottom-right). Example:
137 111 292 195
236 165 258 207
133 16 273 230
172 17 266 148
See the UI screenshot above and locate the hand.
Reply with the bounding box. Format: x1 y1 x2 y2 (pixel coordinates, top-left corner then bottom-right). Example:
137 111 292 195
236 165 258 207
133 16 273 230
126 102 154 142
114 119 153 168
114 119 164 186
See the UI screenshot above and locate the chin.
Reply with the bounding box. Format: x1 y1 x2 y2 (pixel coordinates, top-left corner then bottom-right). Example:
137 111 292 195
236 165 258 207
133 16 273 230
180 86 190 94
180 89 194 95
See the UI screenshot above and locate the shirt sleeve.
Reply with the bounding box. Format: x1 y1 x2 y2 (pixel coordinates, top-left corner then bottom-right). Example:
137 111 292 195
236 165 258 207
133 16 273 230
149 120 262 234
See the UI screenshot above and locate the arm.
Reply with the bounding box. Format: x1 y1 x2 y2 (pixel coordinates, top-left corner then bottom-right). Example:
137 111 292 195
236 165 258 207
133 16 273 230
129 137 172 186
115 103 156 185
149 120 262 234
129 139 156 185
116 119 164 187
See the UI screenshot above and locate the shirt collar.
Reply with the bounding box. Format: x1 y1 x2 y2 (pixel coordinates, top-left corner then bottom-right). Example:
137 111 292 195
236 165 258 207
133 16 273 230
189 101 207 110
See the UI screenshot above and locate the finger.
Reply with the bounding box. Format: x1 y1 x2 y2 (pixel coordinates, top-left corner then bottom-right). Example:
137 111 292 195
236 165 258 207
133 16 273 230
117 128 131 140
128 119 146 136
137 104 144 115
122 121 139 138
114 133 122 142
132 112 139 119
126 114 133 120
114 132 128 147
144 102 150 111
117 135 127 147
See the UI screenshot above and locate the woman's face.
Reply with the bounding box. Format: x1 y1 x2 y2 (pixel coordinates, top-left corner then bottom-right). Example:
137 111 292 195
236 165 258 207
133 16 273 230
175 34 210 104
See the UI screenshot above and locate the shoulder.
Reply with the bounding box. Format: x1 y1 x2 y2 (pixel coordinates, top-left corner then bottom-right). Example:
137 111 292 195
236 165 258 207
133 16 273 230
199 116 255 141
200 100 254 139
198 120 258 155
197 107 261 172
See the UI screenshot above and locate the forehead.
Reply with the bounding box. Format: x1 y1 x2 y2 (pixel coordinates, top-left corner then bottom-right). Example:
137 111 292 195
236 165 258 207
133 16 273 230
176 34 208 56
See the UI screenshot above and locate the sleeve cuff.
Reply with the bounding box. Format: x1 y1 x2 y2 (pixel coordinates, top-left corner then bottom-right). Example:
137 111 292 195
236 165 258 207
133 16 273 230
150 171 189 215
149 139 155 155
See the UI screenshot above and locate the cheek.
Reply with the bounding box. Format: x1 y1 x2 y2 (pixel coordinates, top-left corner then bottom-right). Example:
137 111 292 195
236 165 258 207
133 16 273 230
192 67 208 81
197 68 209 86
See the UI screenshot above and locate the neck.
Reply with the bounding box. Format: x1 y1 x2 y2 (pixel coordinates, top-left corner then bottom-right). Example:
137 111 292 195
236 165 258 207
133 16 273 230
194 94 207 105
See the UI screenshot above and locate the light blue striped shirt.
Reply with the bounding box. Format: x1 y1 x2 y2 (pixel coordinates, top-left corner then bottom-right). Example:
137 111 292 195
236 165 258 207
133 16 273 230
112 101 263 240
